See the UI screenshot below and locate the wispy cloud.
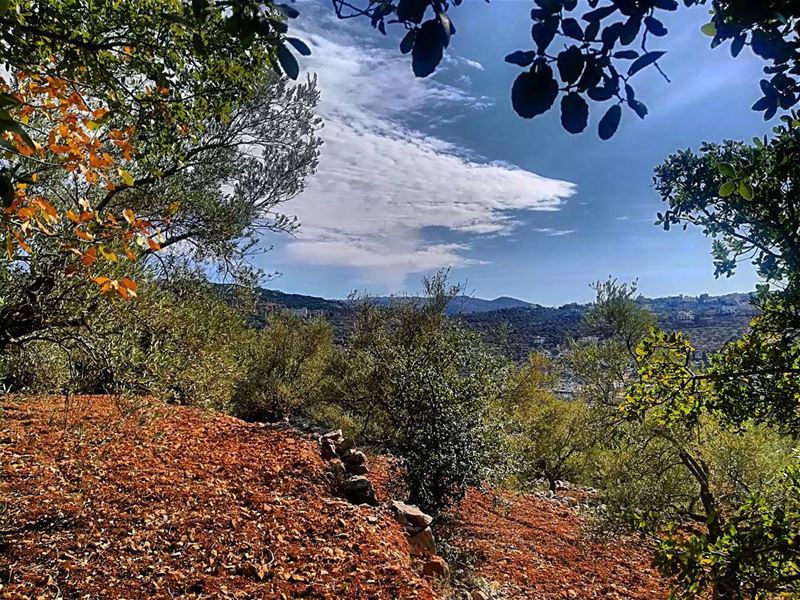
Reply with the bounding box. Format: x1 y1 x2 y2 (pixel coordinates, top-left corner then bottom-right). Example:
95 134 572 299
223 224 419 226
533 228 577 237
285 12 576 289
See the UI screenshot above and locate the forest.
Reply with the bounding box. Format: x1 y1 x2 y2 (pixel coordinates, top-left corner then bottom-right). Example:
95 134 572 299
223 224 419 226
1 1 800 599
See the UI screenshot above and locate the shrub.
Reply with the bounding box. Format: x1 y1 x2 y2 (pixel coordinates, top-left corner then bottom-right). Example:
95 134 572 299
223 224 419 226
231 311 334 422
334 272 510 516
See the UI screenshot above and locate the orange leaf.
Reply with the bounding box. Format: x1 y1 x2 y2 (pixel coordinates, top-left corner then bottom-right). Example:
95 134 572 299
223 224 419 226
82 247 97 266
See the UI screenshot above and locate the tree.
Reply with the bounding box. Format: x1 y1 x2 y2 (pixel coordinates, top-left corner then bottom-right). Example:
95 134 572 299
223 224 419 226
502 352 596 492
334 271 509 516
0 69 321 351
653 116 800 435
326 0 799 138
604 118 800 598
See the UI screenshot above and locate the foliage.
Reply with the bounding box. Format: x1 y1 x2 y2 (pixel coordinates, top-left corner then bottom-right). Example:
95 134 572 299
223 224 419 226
656 463 800 600
333 271 510 516
501 352 596 491
1 1 320 308
655 116 800 283
327 0 799 137
231 311 334 422
0 63 320 352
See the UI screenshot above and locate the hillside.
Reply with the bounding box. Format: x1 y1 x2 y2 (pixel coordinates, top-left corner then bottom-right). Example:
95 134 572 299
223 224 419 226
240 287 755 359
2 396 667 599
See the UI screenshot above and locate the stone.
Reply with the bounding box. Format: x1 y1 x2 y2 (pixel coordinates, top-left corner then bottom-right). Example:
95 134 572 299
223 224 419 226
320 439 337 460
422 556 449 580
347 463 369 475
341 449 366 467
409 526 436 557
329 458 346 479
388 500 433 533
336 437 356 453
322 429 344 444
340 475 377 505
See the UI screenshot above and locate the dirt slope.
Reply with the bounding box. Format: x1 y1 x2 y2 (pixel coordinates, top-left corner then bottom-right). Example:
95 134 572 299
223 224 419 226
1 395 668 599
448 489 668 599
1 395 434 599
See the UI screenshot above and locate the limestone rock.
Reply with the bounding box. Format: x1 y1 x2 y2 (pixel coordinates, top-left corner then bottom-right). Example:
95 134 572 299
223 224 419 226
409 526 436 557
322 429 344 444
422 556 449 580
337 437 356 453
347 463 369 475
320 439 337 460
341 449 366 467
388 500 433 534
340 475 377 505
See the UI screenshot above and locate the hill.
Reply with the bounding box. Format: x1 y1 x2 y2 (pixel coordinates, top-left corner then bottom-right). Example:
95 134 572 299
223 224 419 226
2 395 667 599
239 286 755 360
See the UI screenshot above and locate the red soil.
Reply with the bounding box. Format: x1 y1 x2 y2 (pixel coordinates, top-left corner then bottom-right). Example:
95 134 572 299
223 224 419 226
1 395 669 599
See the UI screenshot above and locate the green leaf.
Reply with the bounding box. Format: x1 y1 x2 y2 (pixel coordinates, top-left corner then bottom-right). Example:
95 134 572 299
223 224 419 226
0 0 8 14
718 163 736 178
511 64 559 119
276 44 299 80
598 104 622 140
560 92 588 134
286 37 311 57
0 118 35 150
627 51 667 77
739 181 754 200
719 181 735 197
0 174 13 207
701 22 716 37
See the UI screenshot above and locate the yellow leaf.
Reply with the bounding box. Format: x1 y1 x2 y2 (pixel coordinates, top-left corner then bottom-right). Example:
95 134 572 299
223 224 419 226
98 245 117 262
118 169 135 187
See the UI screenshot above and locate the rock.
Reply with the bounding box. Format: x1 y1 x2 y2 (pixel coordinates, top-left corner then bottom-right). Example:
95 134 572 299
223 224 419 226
347 463 369 475
388 500 433 533
409 526 436 557
322 429 344 444
329 458 346 479
422 556 449 580
340 475 377 505
341 449 366 467
366 515 379 524
336 437 355 453
320 439 338 460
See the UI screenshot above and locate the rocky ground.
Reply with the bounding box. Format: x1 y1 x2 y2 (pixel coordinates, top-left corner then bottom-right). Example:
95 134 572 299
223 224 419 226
1 395 669 599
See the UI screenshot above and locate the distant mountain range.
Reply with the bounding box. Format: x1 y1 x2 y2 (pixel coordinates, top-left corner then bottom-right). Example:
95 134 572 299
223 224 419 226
245 287 756 359
371 294 535 315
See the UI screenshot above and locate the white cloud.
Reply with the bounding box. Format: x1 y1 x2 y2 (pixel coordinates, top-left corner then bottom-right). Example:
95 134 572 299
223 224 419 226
284 16 576 289
533 228 576 237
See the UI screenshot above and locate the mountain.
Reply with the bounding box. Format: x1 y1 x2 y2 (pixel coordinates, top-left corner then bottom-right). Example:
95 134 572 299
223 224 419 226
368 294 534 315
231 286 756 359
447 295 535 314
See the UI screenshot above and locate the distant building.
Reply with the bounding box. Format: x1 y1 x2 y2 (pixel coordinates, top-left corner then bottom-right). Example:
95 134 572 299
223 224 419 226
676 311 695 323
531 335 546 346
288 307 308 318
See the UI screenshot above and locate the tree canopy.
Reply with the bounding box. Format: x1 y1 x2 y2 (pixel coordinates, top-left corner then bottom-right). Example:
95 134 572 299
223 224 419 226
328 0 800 138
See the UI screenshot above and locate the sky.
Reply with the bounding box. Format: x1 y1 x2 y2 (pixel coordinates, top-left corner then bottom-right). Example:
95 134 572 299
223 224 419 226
255 0 774 305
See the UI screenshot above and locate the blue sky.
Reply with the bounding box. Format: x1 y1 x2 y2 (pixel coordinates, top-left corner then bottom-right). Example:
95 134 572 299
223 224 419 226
256 0 773 305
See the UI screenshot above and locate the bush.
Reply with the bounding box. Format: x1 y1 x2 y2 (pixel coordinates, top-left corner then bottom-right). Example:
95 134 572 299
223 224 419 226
231 311 334 422
333 272 510 516
500 353 597 492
